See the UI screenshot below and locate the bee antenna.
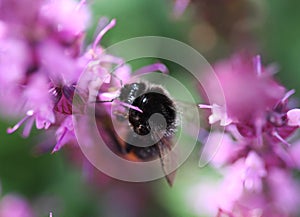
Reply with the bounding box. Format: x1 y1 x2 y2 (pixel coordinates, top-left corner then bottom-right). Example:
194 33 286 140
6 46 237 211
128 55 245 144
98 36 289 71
92 99 143 113
93 98 115 103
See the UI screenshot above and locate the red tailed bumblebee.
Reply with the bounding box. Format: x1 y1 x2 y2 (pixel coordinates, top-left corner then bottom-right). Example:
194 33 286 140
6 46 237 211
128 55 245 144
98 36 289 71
96 81 178 186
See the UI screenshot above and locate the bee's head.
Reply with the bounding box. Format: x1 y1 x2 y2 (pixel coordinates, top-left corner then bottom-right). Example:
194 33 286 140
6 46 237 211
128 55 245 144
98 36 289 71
129 92 176 136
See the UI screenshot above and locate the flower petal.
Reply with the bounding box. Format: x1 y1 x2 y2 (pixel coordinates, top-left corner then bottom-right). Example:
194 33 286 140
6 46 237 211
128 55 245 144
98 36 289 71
287 108 300 127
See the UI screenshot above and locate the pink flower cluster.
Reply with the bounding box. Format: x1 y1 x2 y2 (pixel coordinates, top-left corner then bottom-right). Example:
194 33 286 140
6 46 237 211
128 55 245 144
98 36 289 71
194 55 300 217
0 0 131 152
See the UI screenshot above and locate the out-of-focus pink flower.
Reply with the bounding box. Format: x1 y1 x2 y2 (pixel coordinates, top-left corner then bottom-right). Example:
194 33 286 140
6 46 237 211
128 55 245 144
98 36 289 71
197 54 300 216
186 160 245 216
202 55 285 123
188 158 300 217
0 38 29 83
0 0 42 27
267 169 300 215
200 55 298 144
0 194 35 217
0 0 130 153
289 140 300 169
38 40 80 86
0 0 168 157
0 0 89 129
201 132 238 167
40 0 90 38
0 38 29 113
6 74 56 137
242 151 267 193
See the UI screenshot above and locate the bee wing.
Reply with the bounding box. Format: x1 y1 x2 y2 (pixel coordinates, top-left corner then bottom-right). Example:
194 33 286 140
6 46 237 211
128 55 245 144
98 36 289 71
156 138 177 186
71 86 89 114
174 100 202 140
152 128 178 187
175 100 200 121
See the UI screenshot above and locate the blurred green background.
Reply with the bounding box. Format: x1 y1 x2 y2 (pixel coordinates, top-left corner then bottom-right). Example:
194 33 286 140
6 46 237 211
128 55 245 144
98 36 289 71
1 0 300 216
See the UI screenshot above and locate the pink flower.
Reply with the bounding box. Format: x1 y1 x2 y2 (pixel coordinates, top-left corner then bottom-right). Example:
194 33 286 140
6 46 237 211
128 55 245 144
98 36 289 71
38 40 80 86
200 132 238 167
197 54 300 216
0 194 35 217
200 55 298 145
267 169 300 215
0 38 29 83
0 1 119 153
288 140 300 169
0 0 42 27
23 74 55 129
40 0 90 37
242 151 267 193
189 157 300 217
205 55 285 123
0 0 169 156
0 38 29 114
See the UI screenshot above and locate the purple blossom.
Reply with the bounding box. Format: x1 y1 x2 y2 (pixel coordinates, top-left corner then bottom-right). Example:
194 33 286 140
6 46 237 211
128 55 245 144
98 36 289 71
0 0 132 153
0 0 42 27
0 37 29 114
201 55 286 124
0 0 87 149
0 194 35 217
197 54 300 216
39 0 90 39
7 74 55 137
0 0 167 156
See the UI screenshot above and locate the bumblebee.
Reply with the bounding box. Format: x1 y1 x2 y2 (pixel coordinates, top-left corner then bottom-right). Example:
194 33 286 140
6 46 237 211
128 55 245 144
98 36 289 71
96 81 178 186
